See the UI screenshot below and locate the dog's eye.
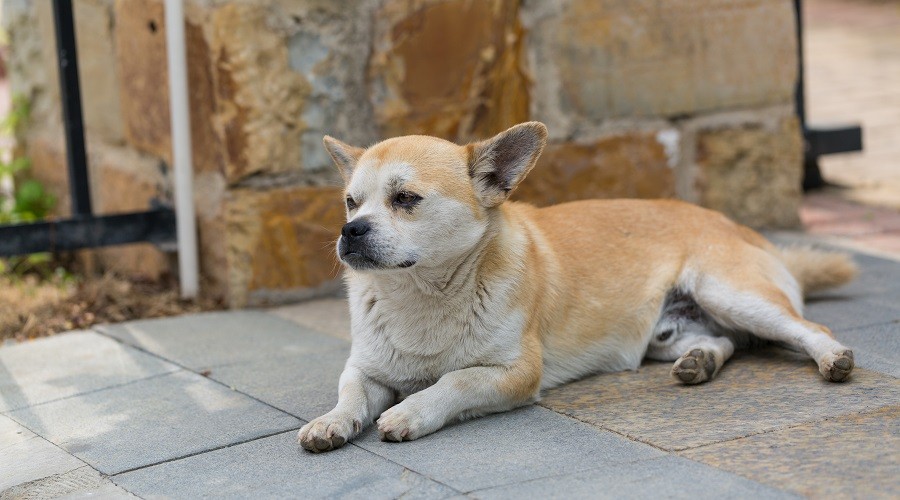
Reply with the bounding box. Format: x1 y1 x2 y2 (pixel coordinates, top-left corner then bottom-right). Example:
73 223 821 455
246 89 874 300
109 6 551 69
393 191 421 208
346 196 357 210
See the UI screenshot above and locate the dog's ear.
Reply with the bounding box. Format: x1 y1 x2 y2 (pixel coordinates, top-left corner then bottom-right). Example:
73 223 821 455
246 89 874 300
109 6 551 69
323 136 365 182
467 122 548 207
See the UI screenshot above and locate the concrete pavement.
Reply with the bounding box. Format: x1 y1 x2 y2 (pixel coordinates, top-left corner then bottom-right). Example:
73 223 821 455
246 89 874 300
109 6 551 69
1 242 899 498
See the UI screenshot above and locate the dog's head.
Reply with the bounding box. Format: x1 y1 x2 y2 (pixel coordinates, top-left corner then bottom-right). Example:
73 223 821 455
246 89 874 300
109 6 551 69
324 122 547 272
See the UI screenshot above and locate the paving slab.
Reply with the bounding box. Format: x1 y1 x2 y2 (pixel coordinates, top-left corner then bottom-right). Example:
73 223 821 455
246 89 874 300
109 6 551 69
96 310 347 371
680 406 900 499
269 298 352 341
0 330 179 412
835 322 900 378
0 414 84 492
1 466 136 500
468 455 795 500
208 347 349 421
540 348 900 451
805 294 900 332
7 371 301 475
350 405 663 494
113 430 457 499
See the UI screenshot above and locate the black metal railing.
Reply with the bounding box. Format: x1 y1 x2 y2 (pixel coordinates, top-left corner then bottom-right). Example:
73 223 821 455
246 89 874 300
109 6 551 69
0 0 176 257
795 0 863 190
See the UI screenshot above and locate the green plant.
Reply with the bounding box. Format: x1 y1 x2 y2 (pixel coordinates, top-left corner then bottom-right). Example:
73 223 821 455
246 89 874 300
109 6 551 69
0 94 62 278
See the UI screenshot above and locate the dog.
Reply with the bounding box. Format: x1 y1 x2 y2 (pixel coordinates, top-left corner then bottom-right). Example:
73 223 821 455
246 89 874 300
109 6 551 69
298 121 857 453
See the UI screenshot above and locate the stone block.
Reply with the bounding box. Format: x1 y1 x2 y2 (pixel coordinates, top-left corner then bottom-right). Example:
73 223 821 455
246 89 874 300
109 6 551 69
514 132 675 207
7 370 301 475
0 414 85 491
540 348 900 451
680 406 900 498
471 455 790 499
114 0 224 175
370 0 528 142
524 0 797 136
208 2 306 182
114 0 170 159
0 330 178 412
75 0 125 143
89 143 172 279
23 133 70 217
225 185 346 307
352 405 663 493
693 115 803 228
113 430 456 499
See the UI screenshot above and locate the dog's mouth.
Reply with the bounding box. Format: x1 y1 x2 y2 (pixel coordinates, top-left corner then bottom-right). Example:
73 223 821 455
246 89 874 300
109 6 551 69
340 251 416 271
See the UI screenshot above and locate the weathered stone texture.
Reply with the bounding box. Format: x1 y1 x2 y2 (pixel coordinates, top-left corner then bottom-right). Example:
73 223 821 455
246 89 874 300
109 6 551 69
370 0 529 142
225 186 345 307
515 133 676 207
694 115 803 228
523 0 798 138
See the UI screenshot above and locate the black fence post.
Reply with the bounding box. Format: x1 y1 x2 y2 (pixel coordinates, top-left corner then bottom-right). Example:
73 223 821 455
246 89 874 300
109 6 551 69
51 0 92 216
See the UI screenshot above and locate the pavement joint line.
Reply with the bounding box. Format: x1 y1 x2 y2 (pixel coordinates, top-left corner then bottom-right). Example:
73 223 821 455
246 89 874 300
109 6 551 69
0 370 181 416
671 406 900 454
0 425 112 498
537 398 900 453
109 426 303 477
536 404 673 453
338 441 464 495
90 326 309 425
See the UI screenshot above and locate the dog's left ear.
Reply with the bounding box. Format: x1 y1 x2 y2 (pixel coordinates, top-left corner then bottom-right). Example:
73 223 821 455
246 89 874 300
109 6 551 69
468 121 548 207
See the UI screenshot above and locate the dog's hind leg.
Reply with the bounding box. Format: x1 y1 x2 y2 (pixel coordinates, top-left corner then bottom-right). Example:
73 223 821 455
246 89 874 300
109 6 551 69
647 325 735 384
686 247 854 382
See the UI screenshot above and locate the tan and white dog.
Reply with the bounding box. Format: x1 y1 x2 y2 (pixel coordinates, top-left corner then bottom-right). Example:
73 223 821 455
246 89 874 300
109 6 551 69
298 121 857 453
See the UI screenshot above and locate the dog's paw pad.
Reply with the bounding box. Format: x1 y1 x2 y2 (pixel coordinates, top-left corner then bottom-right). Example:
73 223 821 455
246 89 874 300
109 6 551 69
672 348 717 385
821 349 854 382
298 417 357 453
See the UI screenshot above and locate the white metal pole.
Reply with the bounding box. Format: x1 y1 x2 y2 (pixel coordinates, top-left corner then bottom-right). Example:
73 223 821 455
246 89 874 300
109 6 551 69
165 0 199 298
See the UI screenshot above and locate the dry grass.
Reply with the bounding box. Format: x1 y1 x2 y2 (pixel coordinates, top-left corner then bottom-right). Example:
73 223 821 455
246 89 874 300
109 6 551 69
1 272 223 342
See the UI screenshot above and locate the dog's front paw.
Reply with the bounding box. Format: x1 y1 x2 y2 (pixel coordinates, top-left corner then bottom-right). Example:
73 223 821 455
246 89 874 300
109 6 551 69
298 413 361 453
377 404 438 442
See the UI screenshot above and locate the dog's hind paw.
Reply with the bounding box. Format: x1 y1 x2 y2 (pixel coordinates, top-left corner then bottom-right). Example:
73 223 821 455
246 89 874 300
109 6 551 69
819 349 854 382
672 348 718 385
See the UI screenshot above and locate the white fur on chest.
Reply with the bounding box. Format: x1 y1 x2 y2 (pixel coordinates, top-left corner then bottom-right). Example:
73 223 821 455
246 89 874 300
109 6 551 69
346 277 523 396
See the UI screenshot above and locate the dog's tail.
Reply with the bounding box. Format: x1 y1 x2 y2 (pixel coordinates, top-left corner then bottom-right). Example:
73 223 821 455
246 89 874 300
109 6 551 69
778 246 858 296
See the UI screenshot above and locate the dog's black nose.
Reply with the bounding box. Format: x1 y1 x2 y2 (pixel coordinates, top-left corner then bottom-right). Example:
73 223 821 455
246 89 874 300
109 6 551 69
341 219 370 240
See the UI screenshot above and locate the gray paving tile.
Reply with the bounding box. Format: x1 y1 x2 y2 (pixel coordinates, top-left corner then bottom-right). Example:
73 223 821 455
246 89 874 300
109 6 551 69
469 455 795 500
351 405 663 493
804 295 900 332
7 371 300 475
0 330 179 412
96 310 347 371
269 298 352 341
113 430 457 499
680 406 900 499
836 322 900 377
2 465 136 499
0 414 84 491
209 347 349 421
540 348 900 451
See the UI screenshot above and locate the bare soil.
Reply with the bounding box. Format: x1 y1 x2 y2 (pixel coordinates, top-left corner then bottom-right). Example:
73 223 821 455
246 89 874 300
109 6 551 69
1 271 223 342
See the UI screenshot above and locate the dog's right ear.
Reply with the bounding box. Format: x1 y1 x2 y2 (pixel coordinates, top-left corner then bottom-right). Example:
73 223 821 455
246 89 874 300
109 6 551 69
323 136 364 182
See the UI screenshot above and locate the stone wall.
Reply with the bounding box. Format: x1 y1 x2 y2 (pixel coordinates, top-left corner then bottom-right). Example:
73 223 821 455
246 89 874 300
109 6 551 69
2 0 802 307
